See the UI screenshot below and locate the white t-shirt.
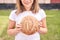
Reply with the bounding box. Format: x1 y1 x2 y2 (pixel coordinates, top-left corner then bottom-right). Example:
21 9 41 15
9 9 46 40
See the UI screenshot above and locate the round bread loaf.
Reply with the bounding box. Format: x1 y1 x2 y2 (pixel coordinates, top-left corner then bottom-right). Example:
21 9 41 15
20 16 40 35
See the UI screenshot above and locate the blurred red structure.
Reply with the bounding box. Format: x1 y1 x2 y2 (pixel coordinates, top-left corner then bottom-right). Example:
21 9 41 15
51 0 60 3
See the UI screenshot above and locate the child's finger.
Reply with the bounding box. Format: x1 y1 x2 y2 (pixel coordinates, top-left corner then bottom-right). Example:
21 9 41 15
15 27 22 31
17 24 22 26
16 24 22 28
38 21 43 27
14 28 22 34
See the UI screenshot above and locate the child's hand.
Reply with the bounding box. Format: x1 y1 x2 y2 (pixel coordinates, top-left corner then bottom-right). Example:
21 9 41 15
38 21 43 27
15 24 22 33
16 24 22 29
7 24 22 36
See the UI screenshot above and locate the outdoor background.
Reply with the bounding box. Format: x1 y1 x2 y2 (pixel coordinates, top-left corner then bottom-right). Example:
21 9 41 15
0 0 60 40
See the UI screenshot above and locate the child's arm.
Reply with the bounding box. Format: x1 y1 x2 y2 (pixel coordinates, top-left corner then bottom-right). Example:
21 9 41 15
7 20 22 36
38 18 48 34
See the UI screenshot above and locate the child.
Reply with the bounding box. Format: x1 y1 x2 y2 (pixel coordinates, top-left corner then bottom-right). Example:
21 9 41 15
7 0 47 40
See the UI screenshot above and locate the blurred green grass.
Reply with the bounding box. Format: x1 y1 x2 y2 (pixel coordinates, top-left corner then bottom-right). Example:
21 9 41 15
0 9 60 40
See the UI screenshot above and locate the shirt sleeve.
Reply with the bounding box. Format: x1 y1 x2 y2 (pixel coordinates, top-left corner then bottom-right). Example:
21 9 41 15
9 10 17 21
39 9 46 20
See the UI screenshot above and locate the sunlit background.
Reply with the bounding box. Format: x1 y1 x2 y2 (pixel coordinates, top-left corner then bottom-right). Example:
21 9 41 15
0 0 60 40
